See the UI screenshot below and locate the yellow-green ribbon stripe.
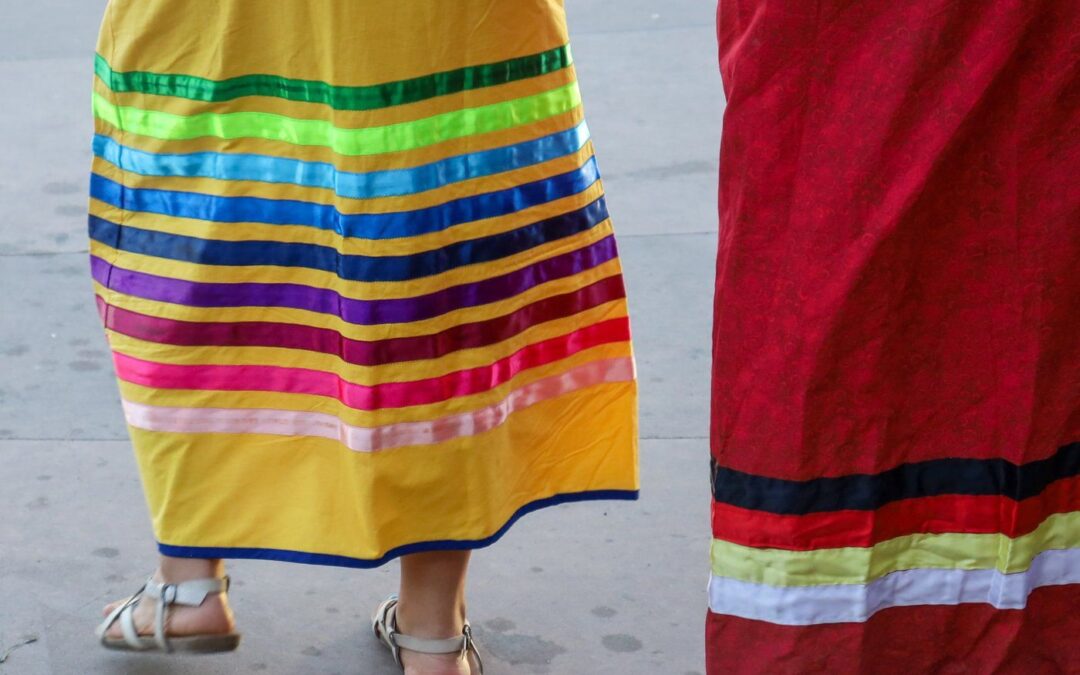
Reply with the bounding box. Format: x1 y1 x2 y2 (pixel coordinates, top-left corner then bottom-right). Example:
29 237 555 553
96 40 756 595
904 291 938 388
93 82 582 156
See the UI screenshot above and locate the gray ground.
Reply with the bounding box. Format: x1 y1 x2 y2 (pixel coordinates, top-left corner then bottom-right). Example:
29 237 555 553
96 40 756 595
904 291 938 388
0 2 723 673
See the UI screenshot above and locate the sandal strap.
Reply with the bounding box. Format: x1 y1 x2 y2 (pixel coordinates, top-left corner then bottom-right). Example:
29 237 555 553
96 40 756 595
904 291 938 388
463 624 484 674
392 632 469 655
95 575 230 653
144 576 229 608
119 603 146 650
372 595 484 673
96 583 148 649
148 576 229 652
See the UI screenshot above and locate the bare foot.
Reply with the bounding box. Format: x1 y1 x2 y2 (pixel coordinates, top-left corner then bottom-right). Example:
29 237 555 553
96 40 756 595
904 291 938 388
100 573 235 640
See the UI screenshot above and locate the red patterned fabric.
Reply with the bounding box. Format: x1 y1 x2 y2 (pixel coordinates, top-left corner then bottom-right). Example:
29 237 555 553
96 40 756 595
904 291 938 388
707 585 1080 674
709 0 1079 672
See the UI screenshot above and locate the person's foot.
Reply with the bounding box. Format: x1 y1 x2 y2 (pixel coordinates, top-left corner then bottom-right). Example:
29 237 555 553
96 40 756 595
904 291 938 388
393 603 477 675
399 649 476 675
101 572 235 640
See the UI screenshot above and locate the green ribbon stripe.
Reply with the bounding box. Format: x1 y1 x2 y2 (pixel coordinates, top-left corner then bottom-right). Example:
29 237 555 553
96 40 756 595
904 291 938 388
95 46 572 110
92 83 582 156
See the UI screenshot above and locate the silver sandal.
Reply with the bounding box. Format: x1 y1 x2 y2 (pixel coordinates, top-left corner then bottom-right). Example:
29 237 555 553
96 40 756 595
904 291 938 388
95 575 241 653
372 595 484 673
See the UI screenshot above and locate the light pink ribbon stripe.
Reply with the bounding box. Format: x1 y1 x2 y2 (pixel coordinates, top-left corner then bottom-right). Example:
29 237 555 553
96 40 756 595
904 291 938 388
122 356 635 452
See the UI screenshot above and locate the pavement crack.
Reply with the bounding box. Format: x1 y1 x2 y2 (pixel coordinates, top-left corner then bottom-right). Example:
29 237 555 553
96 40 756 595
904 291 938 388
0 635 38 664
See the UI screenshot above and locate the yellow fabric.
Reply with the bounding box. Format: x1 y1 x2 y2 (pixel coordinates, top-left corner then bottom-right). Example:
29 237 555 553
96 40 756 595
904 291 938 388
135 380 638 561
91 0 638 565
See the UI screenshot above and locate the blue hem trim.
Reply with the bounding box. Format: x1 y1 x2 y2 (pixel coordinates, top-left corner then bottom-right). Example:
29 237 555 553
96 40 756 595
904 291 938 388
157 489 639 569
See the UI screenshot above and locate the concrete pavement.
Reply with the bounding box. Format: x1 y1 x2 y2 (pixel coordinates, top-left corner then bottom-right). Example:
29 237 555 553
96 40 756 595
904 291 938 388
0 2 723 673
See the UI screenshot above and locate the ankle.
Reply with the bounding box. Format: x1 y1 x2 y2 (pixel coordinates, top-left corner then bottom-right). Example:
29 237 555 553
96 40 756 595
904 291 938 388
157 556 225 584
395 601 466 639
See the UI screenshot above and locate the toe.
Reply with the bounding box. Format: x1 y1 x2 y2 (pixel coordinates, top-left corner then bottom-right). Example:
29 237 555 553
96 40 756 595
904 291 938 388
101 598 126 617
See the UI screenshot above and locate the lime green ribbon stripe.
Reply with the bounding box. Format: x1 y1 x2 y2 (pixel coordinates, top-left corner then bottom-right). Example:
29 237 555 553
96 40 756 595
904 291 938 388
93 82 582 157
710 510 1080 587
95 45 573 110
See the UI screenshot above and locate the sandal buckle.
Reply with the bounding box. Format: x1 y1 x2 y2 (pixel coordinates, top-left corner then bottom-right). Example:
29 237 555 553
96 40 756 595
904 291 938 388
161 583 178 604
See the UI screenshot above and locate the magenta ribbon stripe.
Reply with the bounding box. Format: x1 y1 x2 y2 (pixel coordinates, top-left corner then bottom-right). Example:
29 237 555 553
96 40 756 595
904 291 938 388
112 317 631 410
97 275 626 366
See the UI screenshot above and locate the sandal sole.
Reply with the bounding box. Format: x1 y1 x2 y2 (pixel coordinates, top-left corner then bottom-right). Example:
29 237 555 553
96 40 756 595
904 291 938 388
101 633 241 653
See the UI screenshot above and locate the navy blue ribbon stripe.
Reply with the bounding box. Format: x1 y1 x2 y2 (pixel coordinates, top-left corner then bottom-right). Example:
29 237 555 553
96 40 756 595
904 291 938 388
711 442 1080 514
89 157 601 240
89 197 609 283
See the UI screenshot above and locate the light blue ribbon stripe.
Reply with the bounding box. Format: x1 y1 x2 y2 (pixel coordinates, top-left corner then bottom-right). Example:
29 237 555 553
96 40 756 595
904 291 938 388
92 121 591 199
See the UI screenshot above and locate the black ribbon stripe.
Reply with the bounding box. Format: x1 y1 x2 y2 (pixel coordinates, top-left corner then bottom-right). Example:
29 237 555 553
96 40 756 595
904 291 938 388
712 442 1080 515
